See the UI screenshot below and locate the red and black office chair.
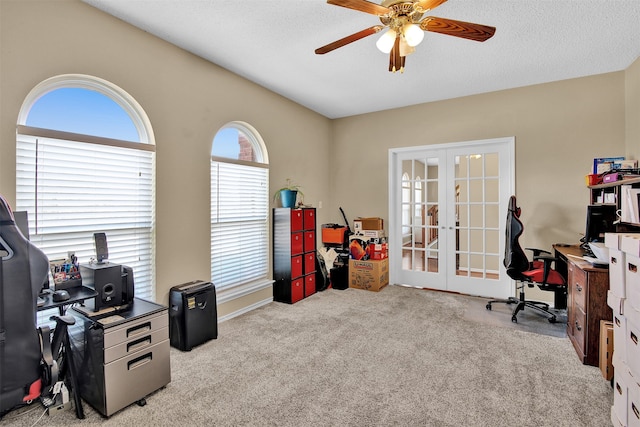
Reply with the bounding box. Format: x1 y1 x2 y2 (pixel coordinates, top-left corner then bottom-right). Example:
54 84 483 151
486 195 567 323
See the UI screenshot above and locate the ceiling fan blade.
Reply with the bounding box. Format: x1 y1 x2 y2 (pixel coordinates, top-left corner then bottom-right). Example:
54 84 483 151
388 36 405 73
420 17 496 42
327 0 391 16
416 0 448 12
315 25 384 54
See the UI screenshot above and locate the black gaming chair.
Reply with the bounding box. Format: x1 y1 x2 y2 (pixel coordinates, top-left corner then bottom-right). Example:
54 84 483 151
0 195 75 417
486 195 567 323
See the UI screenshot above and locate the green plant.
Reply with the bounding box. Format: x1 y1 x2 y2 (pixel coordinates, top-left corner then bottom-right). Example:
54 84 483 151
273 178 304 201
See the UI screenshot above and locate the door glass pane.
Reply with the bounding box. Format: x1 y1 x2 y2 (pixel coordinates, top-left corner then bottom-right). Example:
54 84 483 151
455 152 501 281
402 158 439 273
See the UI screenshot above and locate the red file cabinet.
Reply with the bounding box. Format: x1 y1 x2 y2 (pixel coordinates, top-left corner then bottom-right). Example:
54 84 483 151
273 208 317 303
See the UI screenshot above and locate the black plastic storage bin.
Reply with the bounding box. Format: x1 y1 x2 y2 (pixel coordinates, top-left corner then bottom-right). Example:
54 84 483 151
169 280 218 351
330 265 349 290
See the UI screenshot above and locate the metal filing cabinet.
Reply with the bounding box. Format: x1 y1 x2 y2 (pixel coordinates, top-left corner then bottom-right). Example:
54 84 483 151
71 298 171 417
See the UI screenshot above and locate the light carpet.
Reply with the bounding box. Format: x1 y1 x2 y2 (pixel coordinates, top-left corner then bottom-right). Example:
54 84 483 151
2 285 613 426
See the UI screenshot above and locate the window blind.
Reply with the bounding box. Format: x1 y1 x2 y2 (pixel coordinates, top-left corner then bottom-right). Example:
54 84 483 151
16 132 155 299
211 161 269 290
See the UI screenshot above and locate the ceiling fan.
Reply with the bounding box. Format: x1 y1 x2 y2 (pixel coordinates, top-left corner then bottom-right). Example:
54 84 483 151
315 0 496 73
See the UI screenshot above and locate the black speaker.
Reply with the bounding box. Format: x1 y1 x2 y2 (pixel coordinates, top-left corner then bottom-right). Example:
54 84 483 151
94 232 108 263
120 265 135 305
80 263 123 310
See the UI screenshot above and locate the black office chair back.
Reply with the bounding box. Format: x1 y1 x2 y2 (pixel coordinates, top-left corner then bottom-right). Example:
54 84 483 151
503 195 529 281
0 195 49 416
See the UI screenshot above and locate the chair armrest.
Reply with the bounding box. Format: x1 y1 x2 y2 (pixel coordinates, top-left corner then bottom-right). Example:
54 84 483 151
532 254 559 284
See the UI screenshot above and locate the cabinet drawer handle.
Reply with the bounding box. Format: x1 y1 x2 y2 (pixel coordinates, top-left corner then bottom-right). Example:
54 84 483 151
127 335 152 353
128 352 152 370
630 263 638 274
633 402 639 419
616 382 623 395
632 331 638 345
576 284 582 292
127 321 151 337
575 321 582 331
611 256 617 265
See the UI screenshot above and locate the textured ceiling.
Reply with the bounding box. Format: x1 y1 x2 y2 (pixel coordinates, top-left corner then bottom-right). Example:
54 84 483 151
83 0 640 119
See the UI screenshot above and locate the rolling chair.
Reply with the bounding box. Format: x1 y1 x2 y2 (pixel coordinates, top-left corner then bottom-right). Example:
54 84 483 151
0 195 76 418
486 195 567 323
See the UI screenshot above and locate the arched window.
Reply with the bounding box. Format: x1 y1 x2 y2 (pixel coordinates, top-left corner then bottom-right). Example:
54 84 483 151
16 74 156 299
211 122 269 293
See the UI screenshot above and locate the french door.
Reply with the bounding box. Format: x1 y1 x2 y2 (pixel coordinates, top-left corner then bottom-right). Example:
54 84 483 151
388 137 515 298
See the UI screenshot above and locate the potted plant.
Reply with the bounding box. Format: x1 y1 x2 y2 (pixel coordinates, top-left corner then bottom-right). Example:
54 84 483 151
274 179 303 208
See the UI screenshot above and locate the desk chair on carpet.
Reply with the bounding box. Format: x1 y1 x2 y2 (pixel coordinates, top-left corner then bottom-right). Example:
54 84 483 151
486 195 567 323
0 195 76 418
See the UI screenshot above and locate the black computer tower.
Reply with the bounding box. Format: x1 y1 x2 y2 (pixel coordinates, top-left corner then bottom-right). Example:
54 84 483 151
169 280 218 351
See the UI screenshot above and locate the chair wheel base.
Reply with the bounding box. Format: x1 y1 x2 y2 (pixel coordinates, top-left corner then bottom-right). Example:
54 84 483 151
511 315 518 323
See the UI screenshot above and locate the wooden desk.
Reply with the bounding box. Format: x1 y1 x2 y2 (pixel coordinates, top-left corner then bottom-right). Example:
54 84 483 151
554 245 612 366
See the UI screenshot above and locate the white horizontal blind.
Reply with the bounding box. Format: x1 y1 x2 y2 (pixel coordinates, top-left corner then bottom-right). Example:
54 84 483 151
16 133 155 299
211 161 269 289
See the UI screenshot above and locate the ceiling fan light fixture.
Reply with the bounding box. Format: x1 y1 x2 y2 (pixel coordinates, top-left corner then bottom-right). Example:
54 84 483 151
403 23 424 47
376 28 397 53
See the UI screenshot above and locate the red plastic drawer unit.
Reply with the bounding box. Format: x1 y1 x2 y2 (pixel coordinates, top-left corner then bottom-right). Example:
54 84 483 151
305 274 316 297
304 231 315 253
291 255 303 279
291 278 304 304
304 252 315 275
303 208 315 230
291 232 303 255
273 207 318 304
291 209 303 231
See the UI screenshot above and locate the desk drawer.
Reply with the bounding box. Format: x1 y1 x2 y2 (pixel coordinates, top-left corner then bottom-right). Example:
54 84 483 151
103 311 167 348
104 326 168 364
103 339 171 416
573 306 586 353
570 265 587 312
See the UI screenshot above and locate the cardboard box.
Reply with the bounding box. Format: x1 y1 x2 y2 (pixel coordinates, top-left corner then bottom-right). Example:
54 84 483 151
610 248 627 298
354 217 384 231
600 320 614 381
349 258 389 292
622 235 640 257
625 301 640 376
626 253 640 312
606 233 640 250
612 353 630 426
613 312 628 366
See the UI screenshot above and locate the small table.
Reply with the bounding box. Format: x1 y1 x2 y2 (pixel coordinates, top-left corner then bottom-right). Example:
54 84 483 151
38 285 98 314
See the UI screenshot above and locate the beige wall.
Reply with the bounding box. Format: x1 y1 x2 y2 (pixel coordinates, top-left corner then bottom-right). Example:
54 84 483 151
0 0 332 314
331 74 627 251
1 1 638 310
627 57 640 157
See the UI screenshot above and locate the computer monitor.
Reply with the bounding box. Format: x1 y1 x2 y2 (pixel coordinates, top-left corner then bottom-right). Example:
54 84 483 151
582 204 617 245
